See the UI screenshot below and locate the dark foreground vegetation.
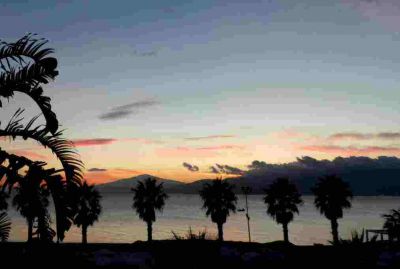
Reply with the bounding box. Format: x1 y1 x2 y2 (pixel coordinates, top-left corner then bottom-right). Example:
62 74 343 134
1 240 400 268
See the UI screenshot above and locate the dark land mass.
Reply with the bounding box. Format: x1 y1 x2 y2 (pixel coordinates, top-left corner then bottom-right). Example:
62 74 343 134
1 240 400 268
98 167 400 196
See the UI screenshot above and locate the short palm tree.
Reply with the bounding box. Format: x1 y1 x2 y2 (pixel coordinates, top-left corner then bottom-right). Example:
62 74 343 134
199 179 237 241
383 209 400 241
131 178 168 242
263 177 303 243
312 175 353 244
12 172 51 242
11 161 62 242
74 181 102 244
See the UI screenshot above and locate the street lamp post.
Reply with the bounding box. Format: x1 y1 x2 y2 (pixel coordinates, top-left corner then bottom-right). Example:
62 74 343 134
241 186 252 242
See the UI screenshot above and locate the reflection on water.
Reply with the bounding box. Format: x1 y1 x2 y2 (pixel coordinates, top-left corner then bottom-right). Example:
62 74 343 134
7 194 400 245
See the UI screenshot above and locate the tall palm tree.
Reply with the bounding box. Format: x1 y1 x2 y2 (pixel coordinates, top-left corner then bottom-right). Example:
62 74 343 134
0 35 84 241
312 175 353 244
383 209 400 241
263 177 303 243
0 34 83 189
199 179 237 241
74 181 102 244
0 34 84 186
131 178 168 242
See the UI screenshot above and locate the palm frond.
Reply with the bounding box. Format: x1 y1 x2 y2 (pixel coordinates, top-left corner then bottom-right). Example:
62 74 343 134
0 110 83 186
0 34 59 134
263 177 303 225
0 212 11 242
131 178 167 223
0 34 54 67
199 179 237 225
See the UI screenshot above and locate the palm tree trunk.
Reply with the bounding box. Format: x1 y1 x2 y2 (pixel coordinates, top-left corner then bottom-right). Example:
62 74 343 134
27 217 33 242
147 222 152 242
82 225 88 244
330 218 339 244
282 222 289 243
217 222 224 241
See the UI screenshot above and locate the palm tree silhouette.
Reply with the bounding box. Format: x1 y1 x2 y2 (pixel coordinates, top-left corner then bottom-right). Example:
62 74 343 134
0 150 72 242
312 175 353 244
0 35 84 241
11 160 65 242
383 209 400 241
0 34 84 204
74 181 102 244
199 178 237 241
263 177 303 243
12 171 51 242
131 178 168 242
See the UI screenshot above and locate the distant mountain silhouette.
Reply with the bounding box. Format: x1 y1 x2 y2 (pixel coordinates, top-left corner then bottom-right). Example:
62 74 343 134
97 174 185 193
99 156 400 196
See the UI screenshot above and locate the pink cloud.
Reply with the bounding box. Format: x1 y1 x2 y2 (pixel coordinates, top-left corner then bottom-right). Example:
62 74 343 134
300 145 400 156
72 137 163 147
184 135 236 141
72 138 117 147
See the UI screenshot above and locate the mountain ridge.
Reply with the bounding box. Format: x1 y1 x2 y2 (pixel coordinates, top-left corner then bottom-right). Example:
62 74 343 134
97 168 400 196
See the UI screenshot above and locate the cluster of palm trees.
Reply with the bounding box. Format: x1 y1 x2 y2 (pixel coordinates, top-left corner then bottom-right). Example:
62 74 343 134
0 35 102 244
0 150 102 243
130 175 354 245
0 34 398 246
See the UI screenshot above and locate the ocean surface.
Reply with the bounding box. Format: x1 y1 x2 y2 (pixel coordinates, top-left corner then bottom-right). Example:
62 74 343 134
6 194 400 245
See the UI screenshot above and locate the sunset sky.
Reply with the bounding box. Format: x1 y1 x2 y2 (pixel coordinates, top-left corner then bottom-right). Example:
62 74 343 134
1 0 400 183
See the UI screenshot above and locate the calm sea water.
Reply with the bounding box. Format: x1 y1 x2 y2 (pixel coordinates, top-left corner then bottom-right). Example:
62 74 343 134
6 194 400 245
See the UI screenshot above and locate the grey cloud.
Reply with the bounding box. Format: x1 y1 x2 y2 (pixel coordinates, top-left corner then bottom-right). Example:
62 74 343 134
210 164 245 175
329 132 400 141
377 132 400 139
99 99 159 120
247 160 268 170
209 166 220 174
183 162 199 172
88 168 108 172
99 110 134 120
